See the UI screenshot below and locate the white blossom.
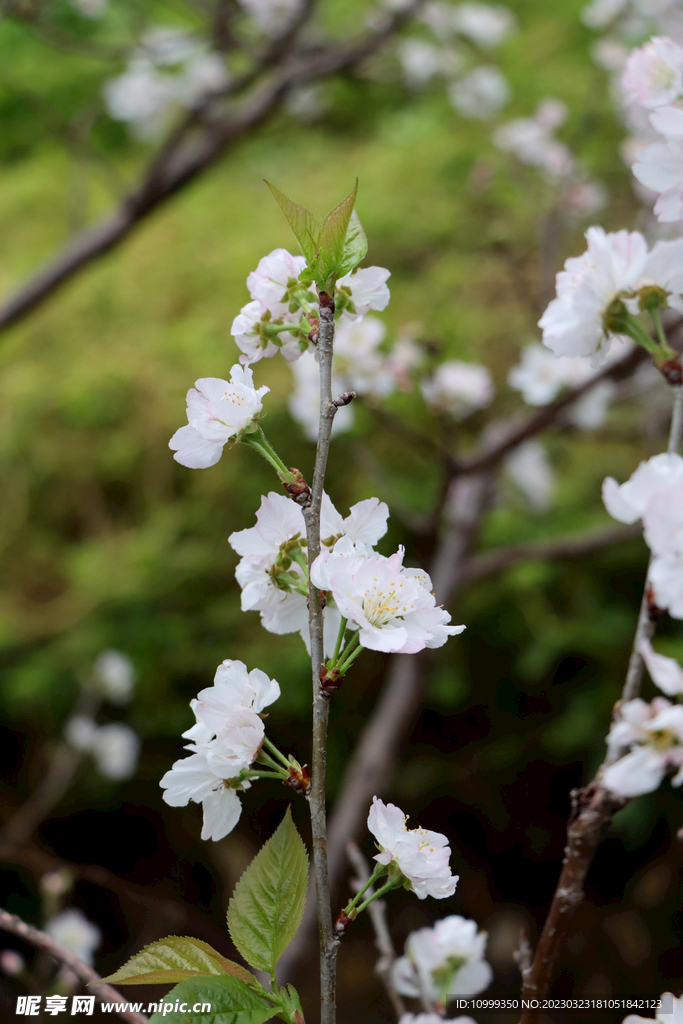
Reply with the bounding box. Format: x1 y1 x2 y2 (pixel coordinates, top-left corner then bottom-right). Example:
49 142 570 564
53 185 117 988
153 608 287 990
45 911 101 966
582 0 628 29
420 361 494 418
161 660 280 841
311 536 465 654
643 480 683 617
65 716 99 752
392 916 492 1003
367 797 459 899
603 697 683 796
508 343 588 405
93 650 135 704
169 366 269 469
622 36 683 109
602 453 683 524
397 40 460 87
560 179 608 219
450 3 515 47
289 350 354 440
337 266 391 319
569 380 616 429
633 113 683 222
504 440 556 513
448 67 511 119
247 248 308 315
93 724 140 781
104 66 177 139
229 493 389 654
71 0 108 16
237 0 304 35
539 228 683 361
639 638 683 696
623 993 683 1024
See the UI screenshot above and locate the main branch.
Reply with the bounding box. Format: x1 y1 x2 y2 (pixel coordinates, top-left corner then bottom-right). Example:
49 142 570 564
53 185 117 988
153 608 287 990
303 294 339 1024
0 908 147 1024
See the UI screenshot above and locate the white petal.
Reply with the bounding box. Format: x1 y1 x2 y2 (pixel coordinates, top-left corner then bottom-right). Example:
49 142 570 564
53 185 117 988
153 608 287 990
201 787 242 840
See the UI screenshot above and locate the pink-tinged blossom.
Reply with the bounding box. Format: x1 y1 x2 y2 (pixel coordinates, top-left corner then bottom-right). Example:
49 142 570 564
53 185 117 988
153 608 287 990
603 697 683 797
392 915 492 1002
337 267 391 319
368 797 459 900
421 361 494 418
231 300 279 364
169 366 269 468
539 228 683 361
622 37 683 109
602 453 683 524
311 537 465 654
623 993 683 1024
639 639 683 697
247 248 307 314
493 100 573 180
0 950 25 976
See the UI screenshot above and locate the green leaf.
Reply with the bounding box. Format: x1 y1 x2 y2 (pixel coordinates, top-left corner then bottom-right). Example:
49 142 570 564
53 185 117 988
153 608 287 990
313 180 358 288
148 975 275 1024
335 209 368 279
227 807 309 974
100 936 257 987
265 181 319 264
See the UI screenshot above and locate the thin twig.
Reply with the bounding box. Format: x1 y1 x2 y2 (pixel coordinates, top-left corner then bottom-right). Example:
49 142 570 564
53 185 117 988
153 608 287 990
346 841 405 1021
462 523 641 585
0 3 419 334
519 382 683 1024
303 294 339 1024
0 908 148 1024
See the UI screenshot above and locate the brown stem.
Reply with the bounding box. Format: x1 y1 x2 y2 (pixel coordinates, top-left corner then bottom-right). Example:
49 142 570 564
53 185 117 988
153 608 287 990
303 296 339 1024
0 908 147 1024
519 382 683 1024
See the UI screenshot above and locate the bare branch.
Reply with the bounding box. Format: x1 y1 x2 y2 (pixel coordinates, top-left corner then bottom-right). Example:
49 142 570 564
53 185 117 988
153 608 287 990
0 4 418 334
462 523 642 585
0 908 148 1024
346 841 405 1021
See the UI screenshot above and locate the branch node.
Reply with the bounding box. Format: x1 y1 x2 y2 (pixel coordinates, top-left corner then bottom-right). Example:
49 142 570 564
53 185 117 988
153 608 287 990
283 467 312 507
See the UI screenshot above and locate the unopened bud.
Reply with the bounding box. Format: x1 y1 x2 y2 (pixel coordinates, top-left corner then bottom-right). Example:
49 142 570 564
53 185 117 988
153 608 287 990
646 585 665 621
318 291 336 312
283 468 312 508
656 358 683 387
319 665 342 695
332 391 356 408
334 908 356 936
284 763 311 797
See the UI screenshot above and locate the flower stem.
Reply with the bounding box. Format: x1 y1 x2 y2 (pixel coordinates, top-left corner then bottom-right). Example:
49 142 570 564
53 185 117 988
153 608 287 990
343 862 386 914
262 736 292 769
335 634 362 675
354 877 401 916
329 618 348 668
244 428 293 480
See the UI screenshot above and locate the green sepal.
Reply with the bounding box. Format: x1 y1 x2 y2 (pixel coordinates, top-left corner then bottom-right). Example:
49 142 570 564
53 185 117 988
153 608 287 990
99 935 258 988
147 975 275 1024
227 807 309 974
276 984 305 1024
265 181 319 264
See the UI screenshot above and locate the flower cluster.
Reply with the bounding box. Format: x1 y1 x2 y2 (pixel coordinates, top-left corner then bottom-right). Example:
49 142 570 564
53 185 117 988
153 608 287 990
392 915 492 1004
65 718 140 781
603 453 683 618
603 694 683 798
420 361 494 419
160 660 281 840
312 536 466 655
367 797 459 899
231 248 391 366
169 365 269 469
45 910 102 967
539 226 683 363
104 27 228 139
236 0 304 35
623 993 683 1024
229 492 390 655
